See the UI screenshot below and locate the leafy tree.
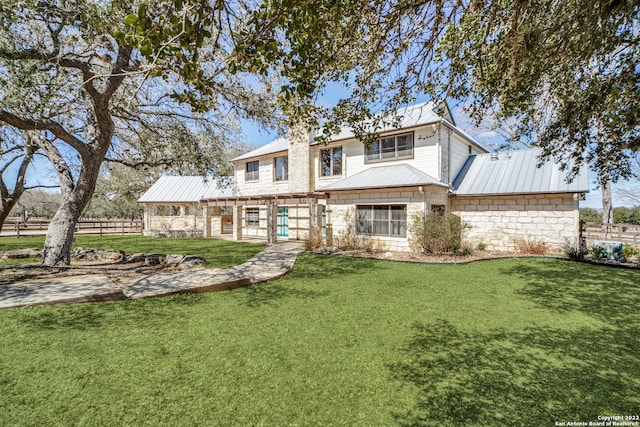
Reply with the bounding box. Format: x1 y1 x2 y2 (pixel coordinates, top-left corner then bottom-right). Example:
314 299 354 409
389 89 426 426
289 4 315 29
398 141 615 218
10 188 61 220
579 208 601 224
227 0 638 174
0 127 36 226
613 206 640 225
0 1 275 265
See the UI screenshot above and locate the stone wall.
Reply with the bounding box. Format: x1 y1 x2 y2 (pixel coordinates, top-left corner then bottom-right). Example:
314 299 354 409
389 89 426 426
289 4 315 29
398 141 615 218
144 212 226 237
450 193 580 252
327 186 449 252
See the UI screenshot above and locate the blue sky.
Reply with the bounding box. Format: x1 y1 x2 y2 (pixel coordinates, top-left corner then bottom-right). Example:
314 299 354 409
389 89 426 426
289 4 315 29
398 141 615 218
6 88 636 210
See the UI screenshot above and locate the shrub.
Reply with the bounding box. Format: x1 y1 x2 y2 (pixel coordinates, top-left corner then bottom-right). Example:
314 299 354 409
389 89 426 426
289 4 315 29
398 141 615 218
590 244 608 260
476 242 487 251
334 232 361 250
621 243 639 261
515 237 549 255
409 212 463 255
563 239 588 261
305 232 324 251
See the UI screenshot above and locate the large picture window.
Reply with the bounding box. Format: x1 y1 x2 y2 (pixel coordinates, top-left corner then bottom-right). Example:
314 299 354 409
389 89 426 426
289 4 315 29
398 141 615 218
245 161 259 181
320 146 343 177
366 133 413 162
246 208 260 227
274 156 288 181
356 205 406 237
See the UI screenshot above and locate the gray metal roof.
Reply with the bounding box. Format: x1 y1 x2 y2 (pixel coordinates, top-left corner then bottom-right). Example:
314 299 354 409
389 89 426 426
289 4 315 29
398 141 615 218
232 101 486 163
452 148 589 196
138 176 234 203
319 164 447 191
232 137 289 161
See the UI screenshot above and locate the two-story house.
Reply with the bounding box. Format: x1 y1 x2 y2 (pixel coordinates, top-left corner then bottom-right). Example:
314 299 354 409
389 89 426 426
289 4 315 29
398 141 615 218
139 101 589 251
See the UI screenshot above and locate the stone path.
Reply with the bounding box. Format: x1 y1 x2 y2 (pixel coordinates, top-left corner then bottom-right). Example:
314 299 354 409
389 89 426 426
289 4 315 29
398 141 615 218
0 241 305 309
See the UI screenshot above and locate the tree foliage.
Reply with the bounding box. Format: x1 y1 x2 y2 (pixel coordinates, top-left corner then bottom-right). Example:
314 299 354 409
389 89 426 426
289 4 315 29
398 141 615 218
228 0 639 175
0 0 276 265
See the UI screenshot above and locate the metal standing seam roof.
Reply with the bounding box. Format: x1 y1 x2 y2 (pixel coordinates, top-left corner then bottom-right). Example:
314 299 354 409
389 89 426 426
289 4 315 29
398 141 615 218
318 163 448 191
137 176 234 203
452 148 589 196
232 101 485 163
232 137 289 162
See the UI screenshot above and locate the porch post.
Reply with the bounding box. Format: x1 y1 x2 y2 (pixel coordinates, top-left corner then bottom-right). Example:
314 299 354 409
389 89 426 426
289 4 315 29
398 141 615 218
233 205 243 241
203 205 211 238
309 202 323 237
266 202 278 246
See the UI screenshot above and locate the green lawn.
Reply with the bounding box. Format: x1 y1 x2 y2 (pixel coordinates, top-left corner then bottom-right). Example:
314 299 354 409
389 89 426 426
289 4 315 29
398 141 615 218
0 235 266 268
0 254 639 426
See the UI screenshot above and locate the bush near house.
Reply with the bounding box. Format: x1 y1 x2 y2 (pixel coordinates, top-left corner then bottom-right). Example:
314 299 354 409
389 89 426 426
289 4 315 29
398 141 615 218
409 212 464 255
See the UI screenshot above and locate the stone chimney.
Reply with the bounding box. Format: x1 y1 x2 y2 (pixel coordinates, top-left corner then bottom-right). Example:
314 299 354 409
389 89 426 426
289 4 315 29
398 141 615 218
288 124 315 193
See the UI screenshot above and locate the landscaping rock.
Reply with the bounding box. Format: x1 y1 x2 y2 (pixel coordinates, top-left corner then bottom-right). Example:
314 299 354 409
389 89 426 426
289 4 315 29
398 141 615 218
0 248 42 260
176 256 206 270
72 248 125 263
164 254 186 266
126 253 165 266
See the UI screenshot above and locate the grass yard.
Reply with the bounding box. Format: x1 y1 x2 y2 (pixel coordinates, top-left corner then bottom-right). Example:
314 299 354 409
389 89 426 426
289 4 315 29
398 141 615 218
0 235 266 268
0 254 639 426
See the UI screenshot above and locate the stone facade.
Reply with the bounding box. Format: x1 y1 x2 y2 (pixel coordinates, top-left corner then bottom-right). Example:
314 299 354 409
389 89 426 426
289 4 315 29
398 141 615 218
327 186 449 251
450 193 580 252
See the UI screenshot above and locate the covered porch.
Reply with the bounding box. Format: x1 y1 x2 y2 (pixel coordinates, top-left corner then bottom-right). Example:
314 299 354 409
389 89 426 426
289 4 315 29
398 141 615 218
202 192 330 245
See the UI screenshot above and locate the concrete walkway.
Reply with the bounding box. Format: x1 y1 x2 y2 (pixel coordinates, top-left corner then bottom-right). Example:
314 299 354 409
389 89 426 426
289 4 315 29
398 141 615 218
0 241 305 310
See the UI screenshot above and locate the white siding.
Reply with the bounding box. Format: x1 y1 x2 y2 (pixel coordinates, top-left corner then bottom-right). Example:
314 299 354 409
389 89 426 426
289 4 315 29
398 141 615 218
234 154 290 196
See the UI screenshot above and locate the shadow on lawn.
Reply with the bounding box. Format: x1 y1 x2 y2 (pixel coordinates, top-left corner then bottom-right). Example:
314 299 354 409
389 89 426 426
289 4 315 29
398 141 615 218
287 253 386 280
389 320 640 426
17 292 209 331
502 259 640 327
243 283 330 308
390 260 640 426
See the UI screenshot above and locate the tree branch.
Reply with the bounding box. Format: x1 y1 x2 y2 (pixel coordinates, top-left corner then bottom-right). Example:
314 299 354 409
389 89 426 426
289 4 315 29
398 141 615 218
0 111 89 157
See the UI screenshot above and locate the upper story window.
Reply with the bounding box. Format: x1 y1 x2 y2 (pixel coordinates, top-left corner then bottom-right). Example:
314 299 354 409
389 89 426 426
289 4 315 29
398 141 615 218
320 146 343 177
245 160 259 181
366 133 413 163
274 156 288 181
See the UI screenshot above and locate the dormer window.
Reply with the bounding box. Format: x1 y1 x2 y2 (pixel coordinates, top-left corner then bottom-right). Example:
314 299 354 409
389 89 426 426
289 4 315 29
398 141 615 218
320 146 343 177
245 161 259 181
366 133 413 163
274 155 288 181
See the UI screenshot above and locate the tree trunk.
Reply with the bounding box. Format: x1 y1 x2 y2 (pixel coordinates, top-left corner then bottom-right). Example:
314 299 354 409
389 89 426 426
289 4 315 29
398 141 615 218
601 173 613 239
41 199 81 266
40 145 106 266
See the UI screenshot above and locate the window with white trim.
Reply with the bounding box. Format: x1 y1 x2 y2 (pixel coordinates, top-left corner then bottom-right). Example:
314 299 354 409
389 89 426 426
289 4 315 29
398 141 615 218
245 161 259 181
366 133 413 162
356 205 407 237
246 208 260 227
320 146 343 177
274 156 288 181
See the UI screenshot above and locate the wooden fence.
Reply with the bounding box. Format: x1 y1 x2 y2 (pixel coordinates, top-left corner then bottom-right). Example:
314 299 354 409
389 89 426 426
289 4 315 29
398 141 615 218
0 218 143 238
581 222 640 246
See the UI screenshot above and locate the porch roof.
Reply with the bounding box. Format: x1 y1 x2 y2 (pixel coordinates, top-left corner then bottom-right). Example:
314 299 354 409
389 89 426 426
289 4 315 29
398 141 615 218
202 192 329 206
318 164 447 191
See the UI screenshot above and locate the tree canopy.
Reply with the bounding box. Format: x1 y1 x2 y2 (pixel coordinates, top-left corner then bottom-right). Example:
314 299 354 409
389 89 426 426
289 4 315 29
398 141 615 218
226 0 639 177
0 0 276 265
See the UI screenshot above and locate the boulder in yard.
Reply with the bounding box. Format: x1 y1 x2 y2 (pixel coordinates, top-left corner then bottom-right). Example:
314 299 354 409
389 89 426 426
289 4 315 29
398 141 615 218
126 253 165 266
176 256 207 270
0 248 43 260
164 254 186 266
71 248 125 263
